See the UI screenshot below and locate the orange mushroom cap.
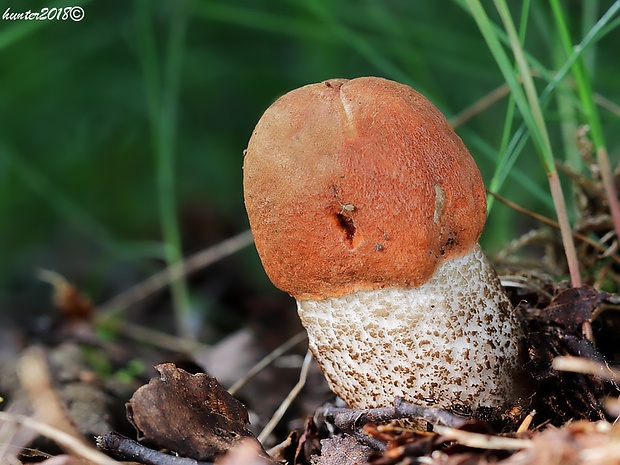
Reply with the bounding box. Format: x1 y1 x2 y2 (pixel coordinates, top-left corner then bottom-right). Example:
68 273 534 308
243 77 487 300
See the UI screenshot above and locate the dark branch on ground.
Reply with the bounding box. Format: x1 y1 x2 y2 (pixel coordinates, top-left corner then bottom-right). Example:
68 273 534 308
317 397 469 449
97 431 214 465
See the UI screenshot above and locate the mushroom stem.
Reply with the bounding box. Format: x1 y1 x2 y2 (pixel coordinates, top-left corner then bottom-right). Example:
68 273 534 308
297 244 527 418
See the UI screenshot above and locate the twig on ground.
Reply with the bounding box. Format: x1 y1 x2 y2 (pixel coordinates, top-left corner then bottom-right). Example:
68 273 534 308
433 425 533 450
16 348 84 444
0 412 118 465
98 230 254 315
321 397 468 431
97 432 212 465
552 356 620 383
97 318 211 354
319 397 469 449
228 331 307 395
488 189 620 266
257 349 313 444
516 410 536 433
500 276 554 301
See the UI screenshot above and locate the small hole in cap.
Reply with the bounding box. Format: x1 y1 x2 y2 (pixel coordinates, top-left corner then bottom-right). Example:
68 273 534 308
333 212 357 248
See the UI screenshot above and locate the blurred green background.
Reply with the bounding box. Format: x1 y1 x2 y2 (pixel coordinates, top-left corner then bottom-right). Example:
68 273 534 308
1 0 619 335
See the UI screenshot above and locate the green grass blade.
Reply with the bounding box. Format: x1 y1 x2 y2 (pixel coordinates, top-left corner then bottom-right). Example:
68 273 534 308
136 1 193 337
493 0 555 170
487 0 530 213
550 0 605 148
465 0 582 285
492 1 620 194
550 0 620 246
464 0 553 171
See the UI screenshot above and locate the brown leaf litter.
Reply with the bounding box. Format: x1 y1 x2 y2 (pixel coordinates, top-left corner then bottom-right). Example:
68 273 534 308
125 363 266 461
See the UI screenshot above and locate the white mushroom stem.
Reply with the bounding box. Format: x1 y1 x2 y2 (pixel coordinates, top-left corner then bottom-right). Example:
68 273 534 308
297 244 527 417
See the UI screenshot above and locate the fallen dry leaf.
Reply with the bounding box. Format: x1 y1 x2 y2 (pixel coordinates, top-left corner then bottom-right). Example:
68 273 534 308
126 363 262 461
542 286 605 333
312 435 373 465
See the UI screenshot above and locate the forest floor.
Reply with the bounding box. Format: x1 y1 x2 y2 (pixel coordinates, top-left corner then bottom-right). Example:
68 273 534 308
1 169 620 465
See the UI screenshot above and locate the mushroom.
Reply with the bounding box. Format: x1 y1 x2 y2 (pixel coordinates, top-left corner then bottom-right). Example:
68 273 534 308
243 77 531 423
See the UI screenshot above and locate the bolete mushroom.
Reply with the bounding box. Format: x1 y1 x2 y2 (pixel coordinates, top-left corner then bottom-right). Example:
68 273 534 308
243 77 530 423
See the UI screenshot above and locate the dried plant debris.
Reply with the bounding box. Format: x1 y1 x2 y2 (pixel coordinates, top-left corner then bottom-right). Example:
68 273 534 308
38 270 95 324
98 431 219 464
318 422 518 465
515 285 617 425
533 286 606 333
0 345 114 463
124 363 265 462
504 420 620 465
311 434 374 465
302 419 620 464
37 270 96 340
364 425 446 464
218 438 277 465
266 417 322 465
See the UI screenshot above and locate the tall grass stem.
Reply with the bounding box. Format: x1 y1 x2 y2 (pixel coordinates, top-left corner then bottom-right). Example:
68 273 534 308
137 0 193 337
